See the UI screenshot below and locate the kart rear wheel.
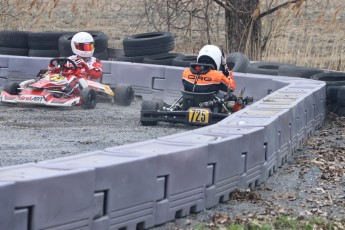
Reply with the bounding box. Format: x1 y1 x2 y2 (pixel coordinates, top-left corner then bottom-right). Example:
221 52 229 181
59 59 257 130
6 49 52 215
140 100 159 126
81 88 97 109
114 84 134 106
4 82 20 95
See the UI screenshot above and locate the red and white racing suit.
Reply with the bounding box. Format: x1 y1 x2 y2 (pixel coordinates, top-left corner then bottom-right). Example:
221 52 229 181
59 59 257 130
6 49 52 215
48 55 103 80
48 55 102 92
47 55 103 92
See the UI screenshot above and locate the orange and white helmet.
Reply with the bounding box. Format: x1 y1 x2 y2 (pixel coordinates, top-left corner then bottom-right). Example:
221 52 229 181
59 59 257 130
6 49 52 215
197 45 222 70
71 32 94 58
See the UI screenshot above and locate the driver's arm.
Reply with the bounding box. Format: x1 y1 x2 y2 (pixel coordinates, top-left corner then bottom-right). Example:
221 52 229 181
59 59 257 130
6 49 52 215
87 59 102 79
221 72 236 91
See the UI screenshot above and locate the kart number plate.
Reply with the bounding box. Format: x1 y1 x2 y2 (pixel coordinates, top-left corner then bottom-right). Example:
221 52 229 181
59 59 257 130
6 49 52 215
188 108 210 124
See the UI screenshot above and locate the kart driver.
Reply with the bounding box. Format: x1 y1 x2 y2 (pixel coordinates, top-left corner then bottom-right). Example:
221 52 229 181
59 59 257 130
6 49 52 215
182 45 236 94
46 31 103 93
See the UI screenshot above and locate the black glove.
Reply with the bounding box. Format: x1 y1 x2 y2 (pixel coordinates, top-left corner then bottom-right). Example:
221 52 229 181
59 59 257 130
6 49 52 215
36 68 48 78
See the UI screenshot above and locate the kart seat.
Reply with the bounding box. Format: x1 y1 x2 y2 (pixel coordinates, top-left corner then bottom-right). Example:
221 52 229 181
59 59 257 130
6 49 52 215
181 89 216 110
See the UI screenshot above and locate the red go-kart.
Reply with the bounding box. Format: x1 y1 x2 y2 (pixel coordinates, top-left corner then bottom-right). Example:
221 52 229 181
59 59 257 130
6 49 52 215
0 58 134 109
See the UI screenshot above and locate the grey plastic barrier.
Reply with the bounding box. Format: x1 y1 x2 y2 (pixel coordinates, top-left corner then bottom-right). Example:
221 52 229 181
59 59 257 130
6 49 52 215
0 181 15 230
0 54 326 229
0 163 95 229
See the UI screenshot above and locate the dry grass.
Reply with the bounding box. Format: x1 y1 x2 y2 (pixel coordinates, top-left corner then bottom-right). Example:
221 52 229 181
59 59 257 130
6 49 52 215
0 0 344 71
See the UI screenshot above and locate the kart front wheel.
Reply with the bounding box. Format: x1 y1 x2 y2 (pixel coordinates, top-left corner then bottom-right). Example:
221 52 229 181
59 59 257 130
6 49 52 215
114 84 134 106
4 82 20 95
140 100 159 126
81 88 97 109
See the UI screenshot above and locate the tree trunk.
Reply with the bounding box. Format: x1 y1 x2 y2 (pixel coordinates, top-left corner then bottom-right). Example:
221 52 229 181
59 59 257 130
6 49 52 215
225 0 261 60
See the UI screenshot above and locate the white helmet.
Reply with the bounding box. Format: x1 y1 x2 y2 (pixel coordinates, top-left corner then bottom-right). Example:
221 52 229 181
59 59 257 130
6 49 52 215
71 32 94 58
197 45 222 70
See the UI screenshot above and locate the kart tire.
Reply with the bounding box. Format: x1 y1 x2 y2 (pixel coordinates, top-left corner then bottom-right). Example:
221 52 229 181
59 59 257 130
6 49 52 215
140 100 159 126
171 54 198 67
81 88 97 109
0 30 29 48
143 53 181 66
116 55 146 63
4 82 20 95
123 32 174 57
114 84 134 106
278 66 324 78
28 31 69 50
226 52 249 73
0 47 29 56
28 49 60 58
153 97 165 110
246 62 295 76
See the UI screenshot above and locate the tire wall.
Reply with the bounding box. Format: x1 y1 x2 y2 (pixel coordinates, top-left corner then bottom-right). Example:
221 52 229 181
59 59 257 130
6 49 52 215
0 54 327 230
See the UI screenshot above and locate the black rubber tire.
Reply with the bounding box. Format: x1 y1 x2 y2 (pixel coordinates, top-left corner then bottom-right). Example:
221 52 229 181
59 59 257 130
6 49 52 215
114 84 134 106
4 82 20 95
0 47 29 56
58 33 75 56
28 31 69 50
81 88 97 109
226 52 249 73
58 31 108 57
94 49 108 60
116 55 146 63
153 97 165 110
246 62 295 76
0 30 29 48
140 100 159 126
310 72 345 87
85 31 109 52
337 86 345 107
123 32 175 57
143 53 181 66
28 49 60 58
172 54 198 67
278 66 324 78
326 86 340 102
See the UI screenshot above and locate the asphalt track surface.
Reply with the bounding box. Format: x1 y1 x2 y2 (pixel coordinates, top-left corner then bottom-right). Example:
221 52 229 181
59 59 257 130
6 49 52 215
0 97 194 167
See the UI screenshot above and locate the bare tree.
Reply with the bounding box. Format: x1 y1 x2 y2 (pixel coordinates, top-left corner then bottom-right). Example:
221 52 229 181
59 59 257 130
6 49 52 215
143 0 305 59
213 0 304 59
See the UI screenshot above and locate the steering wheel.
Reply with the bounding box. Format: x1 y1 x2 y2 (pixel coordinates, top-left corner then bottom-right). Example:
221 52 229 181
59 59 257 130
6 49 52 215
49 58 78 74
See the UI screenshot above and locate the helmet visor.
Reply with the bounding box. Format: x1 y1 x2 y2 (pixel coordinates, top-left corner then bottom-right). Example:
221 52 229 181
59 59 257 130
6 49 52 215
74 42 94 51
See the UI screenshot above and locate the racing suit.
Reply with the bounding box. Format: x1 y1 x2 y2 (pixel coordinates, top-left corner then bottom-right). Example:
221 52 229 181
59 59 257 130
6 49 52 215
48 55 102 80
47 55 103 93
182 64 236 93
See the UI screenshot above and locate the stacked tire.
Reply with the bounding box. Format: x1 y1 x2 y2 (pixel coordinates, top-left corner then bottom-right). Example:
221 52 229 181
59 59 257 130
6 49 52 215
226 52 250 73
119 32 182 66
0 30 29 56
311 72 345 116
28 31 68 58
59 31 109 60
0 30 110 60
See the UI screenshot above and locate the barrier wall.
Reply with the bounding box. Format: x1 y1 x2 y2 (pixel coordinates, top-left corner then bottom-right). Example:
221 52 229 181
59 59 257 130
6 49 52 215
0 55 326 230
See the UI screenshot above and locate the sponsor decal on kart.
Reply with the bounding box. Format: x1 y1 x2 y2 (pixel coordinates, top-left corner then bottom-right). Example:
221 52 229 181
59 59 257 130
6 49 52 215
188 107 210 124
18 95 44 102
87 81 114 96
